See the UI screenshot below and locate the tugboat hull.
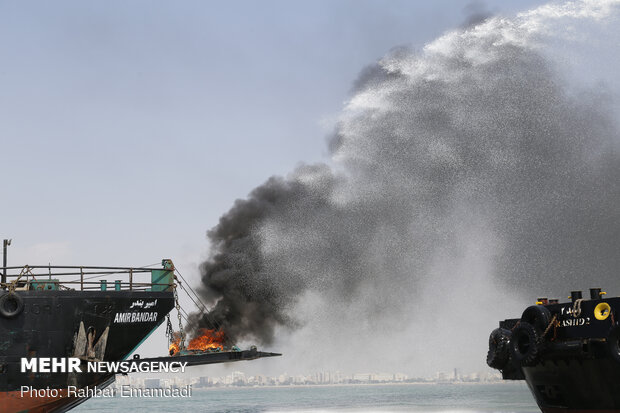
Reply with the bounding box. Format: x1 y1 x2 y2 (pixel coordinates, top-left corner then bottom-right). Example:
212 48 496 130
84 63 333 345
488 291 620 412
525 358 620 412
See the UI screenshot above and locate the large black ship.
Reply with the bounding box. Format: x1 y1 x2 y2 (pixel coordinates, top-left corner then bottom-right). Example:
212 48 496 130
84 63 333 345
0 255 279 413
487 288 620 412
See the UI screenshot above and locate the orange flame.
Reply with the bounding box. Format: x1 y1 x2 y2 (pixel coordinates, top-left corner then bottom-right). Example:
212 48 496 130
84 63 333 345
169 329 226 356
169 333 181 356
188 328 226 351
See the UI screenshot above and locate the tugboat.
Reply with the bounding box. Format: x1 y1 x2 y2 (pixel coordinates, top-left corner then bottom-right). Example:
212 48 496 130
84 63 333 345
0 249 280 413
487 288 620 412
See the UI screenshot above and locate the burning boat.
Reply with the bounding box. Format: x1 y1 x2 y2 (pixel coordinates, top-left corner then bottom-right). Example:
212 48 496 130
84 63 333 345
169 328 232 356
0 257 280 413
487 288 620 412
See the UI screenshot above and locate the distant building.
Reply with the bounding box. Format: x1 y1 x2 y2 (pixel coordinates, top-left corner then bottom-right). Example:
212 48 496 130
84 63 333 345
370 373 393 382
394 373 408 382
232 371 246 384
352 373 371 383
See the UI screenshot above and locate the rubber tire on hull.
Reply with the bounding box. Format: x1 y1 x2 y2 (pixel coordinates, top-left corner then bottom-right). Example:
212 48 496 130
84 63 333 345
521 305 552 333
510 321 542 366
0 292 24 318
607 324 620 363
487 328 512 369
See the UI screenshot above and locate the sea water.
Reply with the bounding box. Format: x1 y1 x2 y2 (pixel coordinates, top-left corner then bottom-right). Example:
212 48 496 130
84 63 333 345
73 382 539 412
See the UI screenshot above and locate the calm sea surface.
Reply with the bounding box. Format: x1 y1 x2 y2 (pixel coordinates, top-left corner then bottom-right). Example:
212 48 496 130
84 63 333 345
73 383 539 413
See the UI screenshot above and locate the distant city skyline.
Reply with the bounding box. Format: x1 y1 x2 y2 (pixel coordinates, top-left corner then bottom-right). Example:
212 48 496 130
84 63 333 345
116 368 503 389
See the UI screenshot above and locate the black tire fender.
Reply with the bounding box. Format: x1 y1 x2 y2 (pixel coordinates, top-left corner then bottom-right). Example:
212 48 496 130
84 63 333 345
487 328 512 370
521 305 552 332
0 292 24 319
510 321 542 366
607 324 620 363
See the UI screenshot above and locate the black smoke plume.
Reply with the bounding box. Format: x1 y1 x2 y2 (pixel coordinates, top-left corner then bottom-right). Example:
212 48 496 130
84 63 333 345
189 3 620 355
189 169 338 344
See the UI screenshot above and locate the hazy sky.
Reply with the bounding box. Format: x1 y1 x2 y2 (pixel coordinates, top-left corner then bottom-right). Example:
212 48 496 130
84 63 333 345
1 0 542 267
1 0 548 374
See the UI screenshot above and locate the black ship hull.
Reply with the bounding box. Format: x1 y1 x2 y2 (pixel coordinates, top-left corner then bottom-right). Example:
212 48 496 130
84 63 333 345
1 260 282 413
0 289 175 412
489 291 620 412
524 358 620 413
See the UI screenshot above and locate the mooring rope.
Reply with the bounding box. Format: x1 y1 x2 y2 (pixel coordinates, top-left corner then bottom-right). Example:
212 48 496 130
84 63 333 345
543 314 558 337
572 298 584 318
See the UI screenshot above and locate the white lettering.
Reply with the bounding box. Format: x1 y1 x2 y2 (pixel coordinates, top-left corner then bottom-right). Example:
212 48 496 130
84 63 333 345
39 358 51 373
52 358 64 373
113 312 158 323
68 358 81 373
68 386 77 397
21 358 37 373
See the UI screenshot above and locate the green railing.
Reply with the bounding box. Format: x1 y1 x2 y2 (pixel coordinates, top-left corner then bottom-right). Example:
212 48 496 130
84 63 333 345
0 259 175 292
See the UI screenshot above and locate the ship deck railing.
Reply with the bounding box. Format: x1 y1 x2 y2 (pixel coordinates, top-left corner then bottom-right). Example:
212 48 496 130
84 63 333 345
0 263 175 292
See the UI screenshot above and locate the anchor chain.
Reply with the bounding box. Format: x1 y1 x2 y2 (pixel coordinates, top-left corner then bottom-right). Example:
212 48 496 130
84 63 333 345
165 315 174 343
173 277 186 351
